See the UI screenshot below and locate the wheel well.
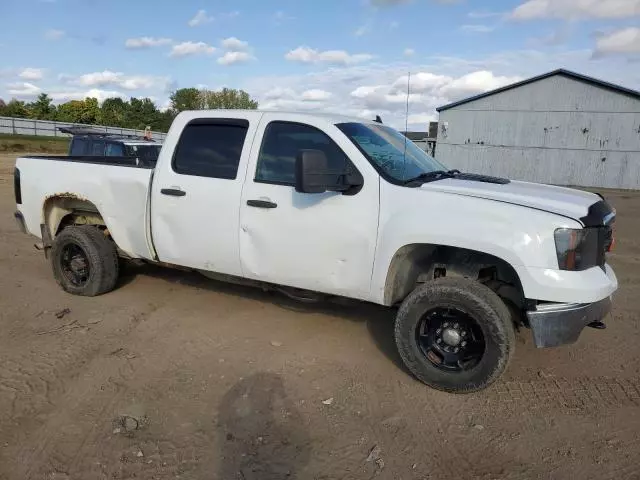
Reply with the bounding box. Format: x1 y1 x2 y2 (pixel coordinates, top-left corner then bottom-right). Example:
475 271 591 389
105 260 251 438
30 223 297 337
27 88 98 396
43 195 107 238
384 244 525 311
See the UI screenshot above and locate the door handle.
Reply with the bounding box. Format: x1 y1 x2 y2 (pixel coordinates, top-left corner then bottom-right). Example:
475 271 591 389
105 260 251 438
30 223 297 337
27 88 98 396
161 188 186 197
247 199 277 209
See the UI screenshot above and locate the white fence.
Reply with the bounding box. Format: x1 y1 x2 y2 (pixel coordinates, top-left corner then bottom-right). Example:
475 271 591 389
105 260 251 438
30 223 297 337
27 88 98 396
0 116 167 142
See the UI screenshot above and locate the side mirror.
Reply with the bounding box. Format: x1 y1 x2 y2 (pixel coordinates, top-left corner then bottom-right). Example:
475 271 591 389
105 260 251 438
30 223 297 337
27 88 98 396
295 149 362 194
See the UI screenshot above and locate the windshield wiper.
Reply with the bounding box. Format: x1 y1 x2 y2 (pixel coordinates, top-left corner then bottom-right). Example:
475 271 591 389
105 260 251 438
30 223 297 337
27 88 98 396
403 169 460 186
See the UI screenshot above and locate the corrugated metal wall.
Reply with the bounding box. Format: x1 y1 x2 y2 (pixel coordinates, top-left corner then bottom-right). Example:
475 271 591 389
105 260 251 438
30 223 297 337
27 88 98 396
0 116 167 142
435 75 640 189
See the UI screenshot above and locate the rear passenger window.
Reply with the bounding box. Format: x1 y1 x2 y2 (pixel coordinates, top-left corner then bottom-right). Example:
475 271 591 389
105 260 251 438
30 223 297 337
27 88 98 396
91 140 106 156
173 121 249 179
70 138 87 156
105 142 125 156
256 122 351 185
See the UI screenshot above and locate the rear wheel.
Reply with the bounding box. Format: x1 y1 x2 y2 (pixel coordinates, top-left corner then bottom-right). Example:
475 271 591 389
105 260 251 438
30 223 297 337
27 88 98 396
51 225 119 296
395 277 515 393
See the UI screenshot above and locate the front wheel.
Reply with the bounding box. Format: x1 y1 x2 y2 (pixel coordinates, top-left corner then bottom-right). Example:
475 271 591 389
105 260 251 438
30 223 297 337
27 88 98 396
51 225 119 296
395 278 515 393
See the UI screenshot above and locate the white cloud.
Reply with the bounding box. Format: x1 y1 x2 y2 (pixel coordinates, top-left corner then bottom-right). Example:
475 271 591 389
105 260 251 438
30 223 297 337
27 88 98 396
7 82 41 96
44 29 65 40
511 0 640 20
408 113 437 125
125 37 173 49
66 70 167 91
49 88 126 103
285 46 374 65
217 51 254 65
118 76 162 90
19 68 44 81
264 87 296 100
75 71 121 86
404 48 416 57
188 9 214 27
260 87 334 110
221 37 249 51
594 27 640 57
301 89 332 101
169 41 216 58
468 10 504 18
242 46 640 130
460 24 495 33
442 70 521 97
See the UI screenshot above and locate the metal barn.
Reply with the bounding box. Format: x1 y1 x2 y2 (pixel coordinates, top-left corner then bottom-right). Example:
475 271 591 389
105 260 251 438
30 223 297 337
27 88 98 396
435 69 640 190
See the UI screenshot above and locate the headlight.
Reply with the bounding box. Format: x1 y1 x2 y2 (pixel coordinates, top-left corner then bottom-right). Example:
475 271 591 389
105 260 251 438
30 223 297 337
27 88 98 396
554 228 600 271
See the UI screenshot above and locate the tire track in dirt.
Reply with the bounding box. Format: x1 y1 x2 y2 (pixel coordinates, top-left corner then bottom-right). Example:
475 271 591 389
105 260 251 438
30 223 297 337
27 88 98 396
487 376 640 413
0 345 101 426
0 305 161 479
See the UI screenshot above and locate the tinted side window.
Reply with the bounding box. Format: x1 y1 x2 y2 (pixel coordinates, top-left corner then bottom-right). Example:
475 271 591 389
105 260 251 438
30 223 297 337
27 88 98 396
256 122 350 185
70 138 87 155
173 121 249 179
105 142 125 156
91 140 106 156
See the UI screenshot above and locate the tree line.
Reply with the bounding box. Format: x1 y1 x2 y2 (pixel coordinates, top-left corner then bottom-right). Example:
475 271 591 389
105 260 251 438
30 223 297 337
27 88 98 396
0 87 259 133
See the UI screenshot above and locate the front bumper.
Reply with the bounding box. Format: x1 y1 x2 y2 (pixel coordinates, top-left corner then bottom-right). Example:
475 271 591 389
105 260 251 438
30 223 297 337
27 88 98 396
526 296 612 348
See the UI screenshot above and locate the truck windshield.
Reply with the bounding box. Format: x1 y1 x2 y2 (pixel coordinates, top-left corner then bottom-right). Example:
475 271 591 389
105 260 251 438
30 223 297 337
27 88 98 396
336 122 446 183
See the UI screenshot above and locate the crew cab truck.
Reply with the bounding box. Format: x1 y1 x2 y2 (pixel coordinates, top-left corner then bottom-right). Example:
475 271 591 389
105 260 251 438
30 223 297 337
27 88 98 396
14 110 618 393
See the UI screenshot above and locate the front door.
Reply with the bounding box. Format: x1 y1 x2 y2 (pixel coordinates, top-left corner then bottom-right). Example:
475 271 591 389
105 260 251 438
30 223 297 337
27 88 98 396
151 115 257 275
239 114 379 300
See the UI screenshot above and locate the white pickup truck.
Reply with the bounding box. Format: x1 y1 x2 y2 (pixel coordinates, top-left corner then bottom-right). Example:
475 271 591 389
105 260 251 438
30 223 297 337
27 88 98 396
14 110 618 393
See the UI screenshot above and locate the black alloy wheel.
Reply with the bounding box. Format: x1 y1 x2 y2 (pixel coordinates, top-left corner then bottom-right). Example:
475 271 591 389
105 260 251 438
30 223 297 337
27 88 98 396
416 307 485 372
60 243 91 287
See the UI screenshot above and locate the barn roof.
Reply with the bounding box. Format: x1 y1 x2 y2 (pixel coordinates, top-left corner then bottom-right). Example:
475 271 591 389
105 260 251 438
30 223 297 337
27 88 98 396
436 69 640 112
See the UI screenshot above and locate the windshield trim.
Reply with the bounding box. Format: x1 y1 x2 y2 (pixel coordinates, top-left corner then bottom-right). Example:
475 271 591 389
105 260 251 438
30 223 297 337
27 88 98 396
335 122 443 187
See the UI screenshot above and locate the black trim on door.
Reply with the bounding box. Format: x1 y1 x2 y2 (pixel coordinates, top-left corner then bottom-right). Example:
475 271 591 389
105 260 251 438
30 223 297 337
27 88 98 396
246 199 278 209
161 188 186 197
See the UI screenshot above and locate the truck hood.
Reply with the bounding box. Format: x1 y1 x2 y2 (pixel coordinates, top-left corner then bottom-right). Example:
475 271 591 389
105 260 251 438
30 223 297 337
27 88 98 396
422 178 599 223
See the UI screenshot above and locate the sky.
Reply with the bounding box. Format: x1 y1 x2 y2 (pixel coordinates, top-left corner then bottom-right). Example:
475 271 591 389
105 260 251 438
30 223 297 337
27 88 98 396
0 0 639 129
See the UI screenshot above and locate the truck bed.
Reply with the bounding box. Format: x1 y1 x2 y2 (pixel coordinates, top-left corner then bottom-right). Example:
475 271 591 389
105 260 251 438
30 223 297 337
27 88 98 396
15 155 155 260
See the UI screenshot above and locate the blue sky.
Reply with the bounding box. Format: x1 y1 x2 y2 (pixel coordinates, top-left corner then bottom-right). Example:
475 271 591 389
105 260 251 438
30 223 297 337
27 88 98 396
1 0 639 128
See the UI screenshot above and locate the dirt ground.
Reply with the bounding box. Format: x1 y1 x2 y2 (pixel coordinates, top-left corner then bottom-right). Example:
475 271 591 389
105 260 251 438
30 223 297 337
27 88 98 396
1 152 639 480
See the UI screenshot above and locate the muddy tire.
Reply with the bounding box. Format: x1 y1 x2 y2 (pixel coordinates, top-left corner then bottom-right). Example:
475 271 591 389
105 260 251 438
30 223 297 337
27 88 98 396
51 225 119 296
395 277 515 393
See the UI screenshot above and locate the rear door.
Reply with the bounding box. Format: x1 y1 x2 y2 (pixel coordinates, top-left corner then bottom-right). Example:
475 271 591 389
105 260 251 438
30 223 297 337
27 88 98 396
150 113 260 275
238 114 380 299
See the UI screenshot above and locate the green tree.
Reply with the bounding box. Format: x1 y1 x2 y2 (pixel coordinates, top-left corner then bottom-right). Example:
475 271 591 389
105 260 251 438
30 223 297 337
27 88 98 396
79 97 100 124
4 99 29 118
55 100 85 123
125 97 162 130
28 93 56 120
100 97 128 127
169 87 203 112
0 98 7 115
201 88 259 109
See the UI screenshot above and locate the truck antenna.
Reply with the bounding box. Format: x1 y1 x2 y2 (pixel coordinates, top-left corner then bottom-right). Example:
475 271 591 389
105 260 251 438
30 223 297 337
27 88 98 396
402 71 410 180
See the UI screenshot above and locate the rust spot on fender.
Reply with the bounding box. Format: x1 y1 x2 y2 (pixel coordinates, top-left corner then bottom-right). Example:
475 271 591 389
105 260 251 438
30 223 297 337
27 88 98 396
46 192 89 202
